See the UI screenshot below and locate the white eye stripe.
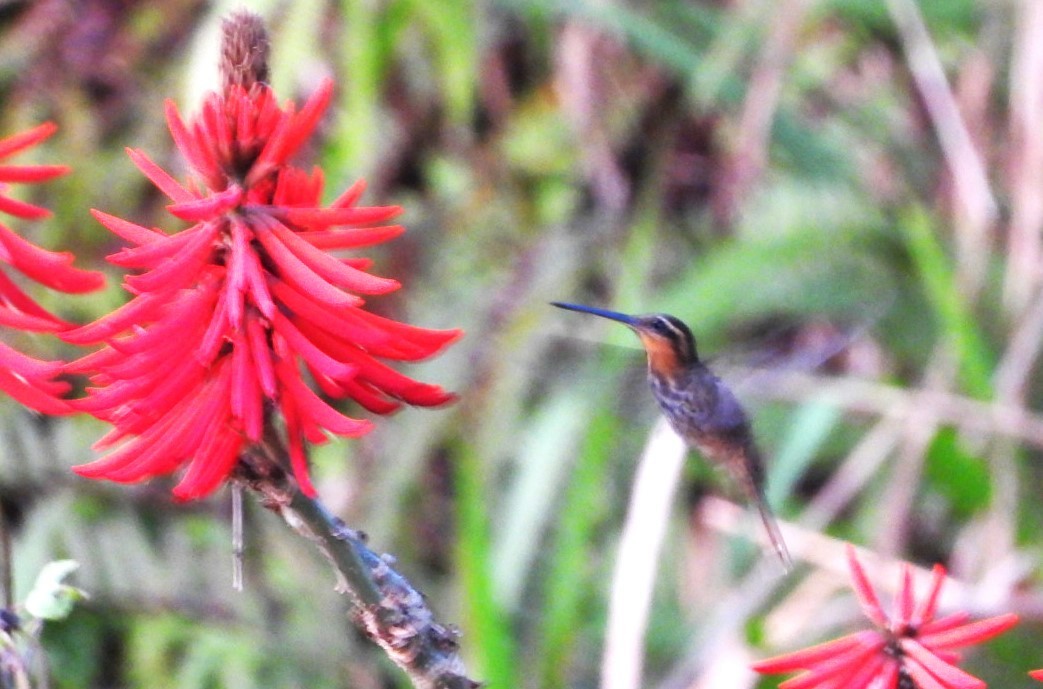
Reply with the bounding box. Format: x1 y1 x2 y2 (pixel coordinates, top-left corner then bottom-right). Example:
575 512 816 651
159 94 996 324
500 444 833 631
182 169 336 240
648 315 697 362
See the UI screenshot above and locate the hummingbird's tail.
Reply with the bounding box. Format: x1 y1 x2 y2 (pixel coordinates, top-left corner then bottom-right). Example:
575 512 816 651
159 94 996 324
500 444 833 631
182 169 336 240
728 444 794 572
753 485 794 572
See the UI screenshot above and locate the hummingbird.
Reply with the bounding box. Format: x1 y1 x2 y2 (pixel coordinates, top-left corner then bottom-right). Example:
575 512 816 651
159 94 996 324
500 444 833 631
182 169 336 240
552 301 793 570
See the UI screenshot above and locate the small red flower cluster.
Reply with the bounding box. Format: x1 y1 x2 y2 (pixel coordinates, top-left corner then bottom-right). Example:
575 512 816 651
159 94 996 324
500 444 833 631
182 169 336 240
62 74 459 499
753 545 1018 689
0 122 104 414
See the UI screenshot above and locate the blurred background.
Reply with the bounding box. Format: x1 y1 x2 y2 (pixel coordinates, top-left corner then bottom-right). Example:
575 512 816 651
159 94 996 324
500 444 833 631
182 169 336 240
0 0 1041 686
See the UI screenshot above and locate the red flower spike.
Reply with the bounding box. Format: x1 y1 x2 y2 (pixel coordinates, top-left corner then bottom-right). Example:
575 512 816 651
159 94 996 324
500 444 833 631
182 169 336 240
0 122 105 414
69 13 461 500
752 544 1019 689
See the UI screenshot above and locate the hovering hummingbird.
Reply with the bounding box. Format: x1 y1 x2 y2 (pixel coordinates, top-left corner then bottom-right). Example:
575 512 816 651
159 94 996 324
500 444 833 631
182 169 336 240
552 301 793 570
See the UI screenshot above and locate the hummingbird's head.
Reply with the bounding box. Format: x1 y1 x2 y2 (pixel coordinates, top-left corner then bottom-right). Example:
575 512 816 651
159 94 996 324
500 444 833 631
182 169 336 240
551 302 699 374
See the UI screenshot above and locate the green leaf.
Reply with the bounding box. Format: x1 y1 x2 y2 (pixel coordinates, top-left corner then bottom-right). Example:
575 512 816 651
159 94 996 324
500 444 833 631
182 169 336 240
453 442 519 688
899 207 994 398
768 400 841 507
537 394 621 687
924 428 991 517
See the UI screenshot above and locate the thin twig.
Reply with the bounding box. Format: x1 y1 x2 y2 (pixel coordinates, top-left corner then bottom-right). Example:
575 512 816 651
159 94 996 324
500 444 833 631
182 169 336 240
736 369 1043 449
874 351 953 557
231 484 244 592
885 0 997 288
716 0 810 224
995 285 1043 402
1004 1 1043 312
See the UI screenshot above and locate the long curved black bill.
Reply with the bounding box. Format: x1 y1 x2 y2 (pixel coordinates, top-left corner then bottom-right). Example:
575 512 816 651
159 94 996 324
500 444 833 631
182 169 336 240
551 302 638 326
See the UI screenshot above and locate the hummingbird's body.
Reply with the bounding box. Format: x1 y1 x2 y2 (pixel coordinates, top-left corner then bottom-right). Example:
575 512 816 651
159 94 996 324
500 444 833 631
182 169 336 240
552 302 793 570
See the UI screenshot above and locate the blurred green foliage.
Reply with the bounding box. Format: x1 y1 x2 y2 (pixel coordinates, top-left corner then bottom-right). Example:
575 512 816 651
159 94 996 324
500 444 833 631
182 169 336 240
0 0 1039 688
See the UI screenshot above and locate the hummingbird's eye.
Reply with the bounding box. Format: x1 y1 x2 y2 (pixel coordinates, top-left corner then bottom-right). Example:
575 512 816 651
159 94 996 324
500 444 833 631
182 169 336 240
651 317 674 336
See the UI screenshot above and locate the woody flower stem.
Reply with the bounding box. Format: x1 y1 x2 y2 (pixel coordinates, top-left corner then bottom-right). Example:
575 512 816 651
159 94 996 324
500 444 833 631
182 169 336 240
238 442 477 689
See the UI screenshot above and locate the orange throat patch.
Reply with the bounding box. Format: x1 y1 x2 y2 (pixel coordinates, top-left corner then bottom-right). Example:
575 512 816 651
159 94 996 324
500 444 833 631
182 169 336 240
638 332 683 378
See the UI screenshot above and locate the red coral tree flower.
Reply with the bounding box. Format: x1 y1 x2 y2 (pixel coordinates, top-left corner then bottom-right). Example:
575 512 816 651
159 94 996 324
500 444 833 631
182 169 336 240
63 12 460 501
752 545 1018 689
0 122 104 414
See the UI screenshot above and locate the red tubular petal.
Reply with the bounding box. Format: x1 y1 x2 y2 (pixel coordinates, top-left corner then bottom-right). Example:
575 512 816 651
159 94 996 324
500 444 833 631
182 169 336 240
197 296 230 365
168 185 243 221
875 663 900 689
0 223 105 293
266 217 399 295
283 205 402 229
282 401 316 498
246 317 277 398
920 612 972 636
168 378 240 496
200 96 233 172
339 378 401 414
101 341 184 380
0 165 68 183
0 305 66 332
918 613 1019 650
0 122 58 159
245 107 293 186
253 217 363 308
91 209 165 246
901 640 985 689
233 330 264 440
297 225 406 249
902 662 950 689
73 360 170 414
230 330 249 417
172 429 242 500
341 258 371 270
912 564 948 626
241 255 273 322
189 115 224 190
350 307 462 355
0 269 60 321
271 282 395 352
0 341 62 379
62 292 168 344
65 345 123 374
74 434 156 479
126 148 196 204
102 408 202 482
1030 669 1043 680
95 367 229 484
773 639 884 689
271 311 356 381
107 289 215 357
305 325 456 406
0 195 49 220
752 631 879 674
275 78 333 164
0 366 71 415
249 80 333 185
895 564 915 629
842 655 892 689
276 360 373 437
114 355 201 415
107 228 196 268
166 99 221 189
124 221 220 294
845 545 890 629
331 178 367 208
